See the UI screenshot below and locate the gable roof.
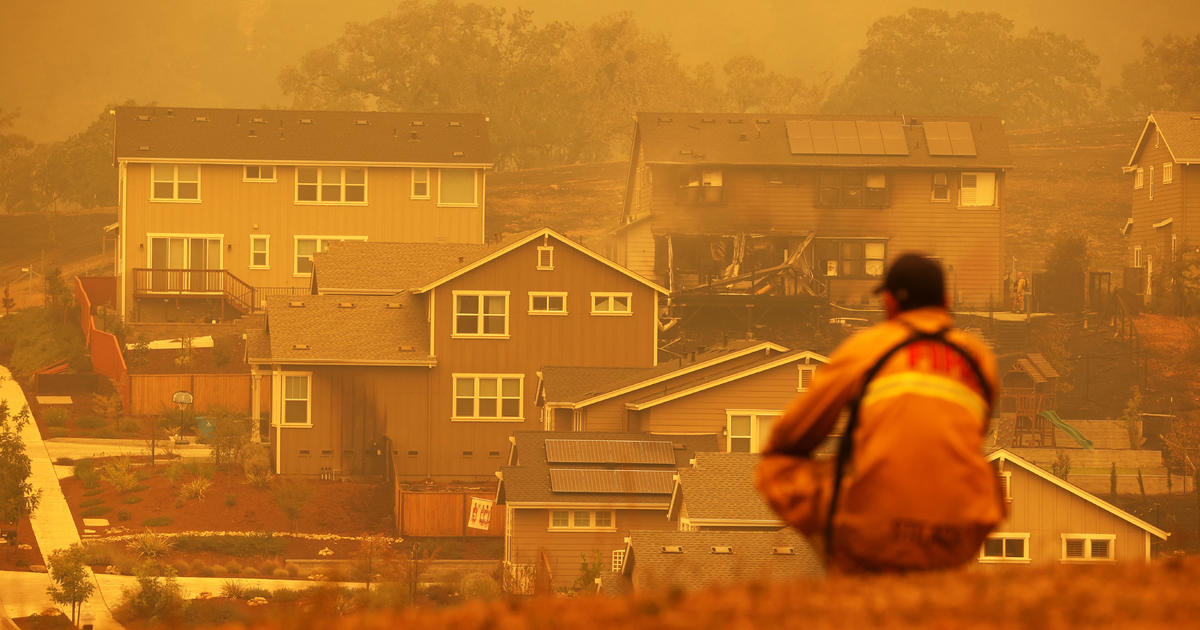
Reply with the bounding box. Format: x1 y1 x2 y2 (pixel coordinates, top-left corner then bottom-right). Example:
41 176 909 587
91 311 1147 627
636 113 1012 169
669 452 782 525
1126 112 1200 167
495 431 719 507
624 350 829 410
621 529 823 588
538 340 788 407
115 106 491 165
987 449 1169 540
247 294 432 365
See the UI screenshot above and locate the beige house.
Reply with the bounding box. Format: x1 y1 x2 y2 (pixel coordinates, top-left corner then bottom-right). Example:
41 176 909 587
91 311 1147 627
980 449 1168 565
113 106 491 322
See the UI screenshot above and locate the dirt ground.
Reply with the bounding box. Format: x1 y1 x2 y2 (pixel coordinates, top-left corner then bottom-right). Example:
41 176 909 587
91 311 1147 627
485 162 625 244
126 336 249 375
0 517 44 571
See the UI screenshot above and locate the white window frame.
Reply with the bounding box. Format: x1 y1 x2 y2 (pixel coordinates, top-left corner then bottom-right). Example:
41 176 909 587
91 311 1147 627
1163 162 1173 184
1060 534 1116 562
437 168 479 207
547 509 616 532
150 164 201 202
958 171 997 208
1133 246 1143 268
537 246 554 270
293 235 367 277
145 233 224 282
1149 165 1154 200
528 291 568 316
1134 167 1144 189
411 167 430 199
978 532 1030 563
280 372 312 427
931 172 949 202
452 373 524 422
294 166 368 205
242 165 277 182
249 235 270 270
797 365 817 392
452 291 510 337
591 292 632 316
998 471 1012 502
726 410 782 453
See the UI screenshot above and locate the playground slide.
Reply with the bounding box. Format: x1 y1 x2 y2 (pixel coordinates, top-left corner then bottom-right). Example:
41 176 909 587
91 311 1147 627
1038 410 1094 449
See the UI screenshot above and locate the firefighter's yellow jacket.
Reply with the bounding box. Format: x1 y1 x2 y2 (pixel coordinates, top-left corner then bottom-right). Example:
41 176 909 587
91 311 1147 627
756 306 1004 573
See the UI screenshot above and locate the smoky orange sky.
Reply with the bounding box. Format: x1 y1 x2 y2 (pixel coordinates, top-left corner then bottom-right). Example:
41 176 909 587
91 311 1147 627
2 0 1197 142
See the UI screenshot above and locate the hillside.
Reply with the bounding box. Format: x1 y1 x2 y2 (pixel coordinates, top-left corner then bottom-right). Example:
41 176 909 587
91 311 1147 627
485 161 627 245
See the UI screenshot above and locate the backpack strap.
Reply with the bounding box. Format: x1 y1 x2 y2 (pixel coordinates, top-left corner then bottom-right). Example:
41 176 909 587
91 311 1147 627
823 325 992 559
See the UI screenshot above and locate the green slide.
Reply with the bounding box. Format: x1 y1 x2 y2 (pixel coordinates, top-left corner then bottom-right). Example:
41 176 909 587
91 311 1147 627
1039 410 1093 449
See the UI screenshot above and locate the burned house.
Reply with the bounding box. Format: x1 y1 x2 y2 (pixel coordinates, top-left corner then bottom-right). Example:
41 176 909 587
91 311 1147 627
614 113 1011 309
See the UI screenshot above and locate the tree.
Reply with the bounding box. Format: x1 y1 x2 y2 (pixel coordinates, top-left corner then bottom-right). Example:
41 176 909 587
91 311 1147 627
208 410 251 468
43 268 72 322
2 284 14 315
116 565 183 623
0 400 41 538
39 107 119 210
1109 35 1200 117
396 542 438 604
1121 387 1144 449
352 535 398 592
1051 451 1072 480
0 109 46 214
272 479 312 533
46 543 95 624
824 8 1100 127
719 56 827 113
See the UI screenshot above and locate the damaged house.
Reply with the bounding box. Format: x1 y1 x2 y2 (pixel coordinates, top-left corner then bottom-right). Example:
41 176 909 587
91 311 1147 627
613 113 1011 308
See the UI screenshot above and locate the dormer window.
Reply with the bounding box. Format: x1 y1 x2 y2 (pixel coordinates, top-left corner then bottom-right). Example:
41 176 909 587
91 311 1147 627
537 246 554 270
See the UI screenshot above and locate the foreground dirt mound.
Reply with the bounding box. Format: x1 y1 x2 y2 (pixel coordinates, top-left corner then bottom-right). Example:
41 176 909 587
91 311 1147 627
237 557 1199 630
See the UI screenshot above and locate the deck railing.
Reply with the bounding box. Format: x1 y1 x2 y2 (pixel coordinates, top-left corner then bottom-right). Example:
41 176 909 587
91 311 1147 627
132 268 257 314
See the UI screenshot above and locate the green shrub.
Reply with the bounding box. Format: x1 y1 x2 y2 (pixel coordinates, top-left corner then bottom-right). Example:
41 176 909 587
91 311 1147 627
210 564 227 575
53 456 75 465
131 484 150 493
99 456 139 493
179 477 212 501
116 416 140 433
460 572 500 600
220 579 249 599
225 561 243 575
286 563 299 577
75 458 99 487
164 461 185 484
174 533 287 557
126 532 174 560
142 516 173 527
225 493 236 507
45 408 69 427
196 565 215 577
242 566 258 577
80 497 104 508
122 495 143 504
173 498 184 509
272 567 290 578
45 427 70 439
96 428 116 439
135 468 152 481
82 487 102 497
81 505 111 517
258 560 280 575
271 587 302 602
76 415 105 429
117 510 131 522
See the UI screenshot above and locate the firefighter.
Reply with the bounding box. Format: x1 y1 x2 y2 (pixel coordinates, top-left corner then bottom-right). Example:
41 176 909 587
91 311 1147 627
756 253 1004 573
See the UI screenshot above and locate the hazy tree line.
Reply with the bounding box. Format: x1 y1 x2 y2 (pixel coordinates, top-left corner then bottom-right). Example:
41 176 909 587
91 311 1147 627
2 3 1199 211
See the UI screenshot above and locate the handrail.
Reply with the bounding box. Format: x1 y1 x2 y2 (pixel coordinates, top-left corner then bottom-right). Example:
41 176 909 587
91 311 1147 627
131 267 256 314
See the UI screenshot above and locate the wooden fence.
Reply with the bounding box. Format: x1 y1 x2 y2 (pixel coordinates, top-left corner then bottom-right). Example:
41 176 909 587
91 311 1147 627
75 277 130 409
394 490 504 538
129 373 253 416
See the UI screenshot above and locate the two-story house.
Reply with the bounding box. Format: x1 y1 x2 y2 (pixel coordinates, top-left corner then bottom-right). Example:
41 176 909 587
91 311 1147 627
244 228 668 479
113 106 491 322
1121 112 1200 303
614 113 1011 308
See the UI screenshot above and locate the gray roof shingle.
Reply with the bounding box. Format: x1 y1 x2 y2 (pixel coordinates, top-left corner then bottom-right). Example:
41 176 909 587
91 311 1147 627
313 241 497 293
677 452 782 524
624 529 823 590
1150 111 1200 163
251 294 431 364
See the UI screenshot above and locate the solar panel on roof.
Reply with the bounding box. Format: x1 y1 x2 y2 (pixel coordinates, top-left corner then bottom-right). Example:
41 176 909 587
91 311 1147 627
833 121 861 154
549 469 676 494
924 122 953 155
880 122 909 154
545 439 675 465
809 121 839 154
946 122 977 156
785 120 815 154
856 121 886 154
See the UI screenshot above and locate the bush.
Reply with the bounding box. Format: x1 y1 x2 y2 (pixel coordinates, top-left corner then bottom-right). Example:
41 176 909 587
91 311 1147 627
82 487 102 497
225 561 243 575
80 497 104 508
130 484 150 493
225 493 237 507
126 532 174 560
258 560 280 575
75 416 105 429
210 564 227 575
183 599 246 626
242 566 258 576
272 567 290 578
115 568 183 623
99 456 139 493
220 579 249 599
45 427 70 439
135 468 152 481
142 516 173 527
116 416 140 434
164 461 185 484
460 572 500 600
174 533 287 557
81 505 112 518
196 564 215 578
53 456 75 465
179 477 212 501
117 510 131 522
96 428 117 439
74 458 99 488
122 495 143 504
45 408 69 427
286 564 299 577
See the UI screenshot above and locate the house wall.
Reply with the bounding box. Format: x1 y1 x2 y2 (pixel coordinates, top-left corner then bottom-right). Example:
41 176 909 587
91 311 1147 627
984 462 1152 566
509 507 673 590
120 163 485 318
1128 125 1188 276
632 164 1004 307
639 361 806 437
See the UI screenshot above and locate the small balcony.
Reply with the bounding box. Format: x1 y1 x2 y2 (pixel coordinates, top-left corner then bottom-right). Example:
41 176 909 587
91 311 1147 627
132 268 310 319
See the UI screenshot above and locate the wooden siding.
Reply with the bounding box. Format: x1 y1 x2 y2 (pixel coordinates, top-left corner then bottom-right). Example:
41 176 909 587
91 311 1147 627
629 164 1003 307
396 491 504 537
120 163 485 317
509 507 672 589
640 361 802 435
617 219 656 281
129 373 251 415
987 462 1152 565
1128 125 1188 275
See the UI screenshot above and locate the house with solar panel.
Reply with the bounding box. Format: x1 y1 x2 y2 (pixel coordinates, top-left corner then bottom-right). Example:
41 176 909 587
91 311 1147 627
1120 112 1200 304
112 106 491 322
980 449 1168 565
494 431 718 592
613 113 1011 308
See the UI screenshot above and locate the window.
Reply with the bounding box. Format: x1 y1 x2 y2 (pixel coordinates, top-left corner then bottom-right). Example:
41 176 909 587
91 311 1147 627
295 167 366 204
931 172 949 202
293 236 367 276
438 168 477 206
817 170 889 208
243 165 276 182
1163 162 1173 184
151 164 200 201
454 292 509 336
998 471 1012 502
727 411 781 453
1133 246 1143 268
249 235 270 269
814 239 887 279
591 292 632 315
611 549 626 573
678 168 724 204
1149 166 1154 200
453 375 522 420
411 167 430 199
282 373 311 426
979 533 1029 562
537 246 554 270
1061 535 1115 561
959 172 997 207
547 510 616 531
528 292 567 315
1134 167 1144 189
798 365 817 392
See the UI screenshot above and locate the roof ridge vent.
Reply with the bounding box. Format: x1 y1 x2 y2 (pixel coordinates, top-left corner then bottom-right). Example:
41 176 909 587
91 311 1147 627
661 545 683 554
292 343 310 350
451 150 465 157
772 546 795 555
300 118 314 124
711 546 732 554
755 118 770 124
337 302 355 309
288 301 305 308
193 116 209 122
411 120 425 127
137 145 150 151
398 344 415 352
355 119 369 125
385 302 404 309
